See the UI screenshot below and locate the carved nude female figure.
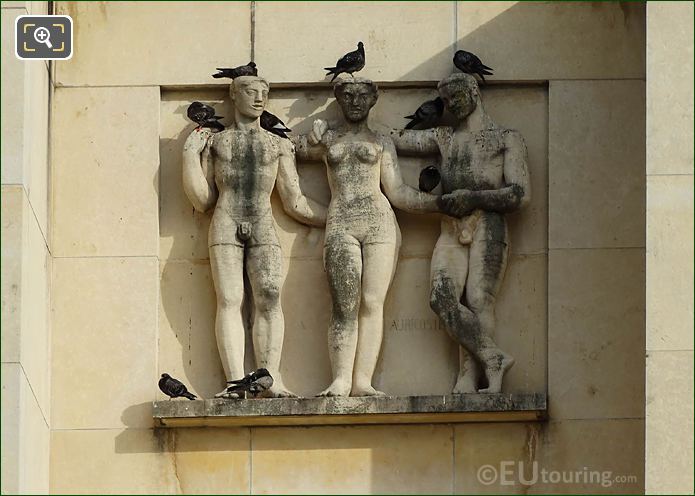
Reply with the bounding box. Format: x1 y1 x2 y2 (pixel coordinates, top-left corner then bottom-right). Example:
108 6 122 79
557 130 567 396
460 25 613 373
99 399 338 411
295 78 441 396
390 73 531 393
182 76 326 398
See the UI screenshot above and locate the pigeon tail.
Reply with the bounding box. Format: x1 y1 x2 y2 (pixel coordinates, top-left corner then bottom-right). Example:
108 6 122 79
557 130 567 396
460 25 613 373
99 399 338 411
405 119 419 130
479 68 493 76
480 63 494 71
404 113 416 119
183 392 197 400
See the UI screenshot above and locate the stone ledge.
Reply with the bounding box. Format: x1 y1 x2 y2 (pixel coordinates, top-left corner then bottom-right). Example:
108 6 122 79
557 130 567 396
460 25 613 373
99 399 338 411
153 393 547 427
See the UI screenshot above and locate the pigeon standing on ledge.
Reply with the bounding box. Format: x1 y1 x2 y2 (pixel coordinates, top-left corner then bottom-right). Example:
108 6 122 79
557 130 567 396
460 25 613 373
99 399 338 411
261 111 292 139
404 97 444 130
453 50 493 83
187 101 224 131
212 62 258 79
224 368 274 397
325 42 365 82
159 373 197 400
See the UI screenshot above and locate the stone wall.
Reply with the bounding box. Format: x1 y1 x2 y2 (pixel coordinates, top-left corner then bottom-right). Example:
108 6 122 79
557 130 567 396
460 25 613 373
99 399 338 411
1 1 52 493
3 1 677 493
645 2 694 493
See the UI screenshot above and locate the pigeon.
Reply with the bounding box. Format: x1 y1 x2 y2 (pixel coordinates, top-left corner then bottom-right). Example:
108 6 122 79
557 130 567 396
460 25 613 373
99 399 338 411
404 97 444 130
260 111 292 139
212 62 258 79
187 101 225 131
324 42 365 82
158 373 197 400
418 166 441 193
453 50 493 83
225 368 274 397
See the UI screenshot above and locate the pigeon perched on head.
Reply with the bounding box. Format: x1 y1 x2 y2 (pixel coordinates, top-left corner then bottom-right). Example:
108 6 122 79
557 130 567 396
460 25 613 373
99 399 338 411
159 373 197 400
187 101 225 131
225 368 274 397
419 166 441 193
212 61 258 79
260 111 292 139
325 42 365 82
404 97 444 130
453 50 493 83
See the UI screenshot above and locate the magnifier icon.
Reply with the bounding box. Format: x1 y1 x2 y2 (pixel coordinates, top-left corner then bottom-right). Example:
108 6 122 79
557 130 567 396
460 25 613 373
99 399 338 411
33 27 52 49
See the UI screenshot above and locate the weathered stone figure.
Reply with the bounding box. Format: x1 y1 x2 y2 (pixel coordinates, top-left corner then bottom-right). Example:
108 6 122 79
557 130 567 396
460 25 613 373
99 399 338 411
182 76 326 398
295 78 441 397
390 73 531 393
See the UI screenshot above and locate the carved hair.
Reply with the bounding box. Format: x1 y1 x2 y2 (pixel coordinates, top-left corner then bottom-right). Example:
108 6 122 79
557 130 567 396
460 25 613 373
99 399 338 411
333 77 379 99
437 73 481 101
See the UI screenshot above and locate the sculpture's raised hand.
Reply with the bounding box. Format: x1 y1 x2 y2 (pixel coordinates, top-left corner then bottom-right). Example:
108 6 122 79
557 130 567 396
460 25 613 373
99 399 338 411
183 128 212 155
308 119 329 146
438 189 479 218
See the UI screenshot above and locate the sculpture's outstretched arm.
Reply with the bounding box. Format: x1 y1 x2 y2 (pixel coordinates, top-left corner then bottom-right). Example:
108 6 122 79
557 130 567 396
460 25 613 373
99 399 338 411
388 128 439 156
182 129 217 212
439 130 531 217
379 136 440 214
276 139 327 227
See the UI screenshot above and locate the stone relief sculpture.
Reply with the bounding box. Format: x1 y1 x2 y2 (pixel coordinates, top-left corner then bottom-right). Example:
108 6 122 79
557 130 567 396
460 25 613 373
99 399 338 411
390 73 531 393
182 75 326 398
294 78 441 397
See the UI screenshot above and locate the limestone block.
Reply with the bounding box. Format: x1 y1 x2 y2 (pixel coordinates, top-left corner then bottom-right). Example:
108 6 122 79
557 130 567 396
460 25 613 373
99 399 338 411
1 8 25 185
1 364 20 494
170 428 251 494
278 258 332 397
50 429 179 494
52 257 158 429
646 175 694 351
1 2 27 8
646 350 694 493
52 87 159 257
20 191 50 418
379 257 458 396
255 2 455 83
1 186 22 362
456 419 643 494
251 424 453 494
54 2 251 86
457 2 645 80
23 59 50 236
158 260 225 400
18 371 49 494
647 2 694 175
549 80 646 249
548 249 645 420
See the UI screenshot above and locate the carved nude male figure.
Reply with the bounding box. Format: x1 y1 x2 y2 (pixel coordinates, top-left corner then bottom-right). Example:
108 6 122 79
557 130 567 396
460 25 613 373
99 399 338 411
391 73 531 393
295 78 441 396
182 76 326 398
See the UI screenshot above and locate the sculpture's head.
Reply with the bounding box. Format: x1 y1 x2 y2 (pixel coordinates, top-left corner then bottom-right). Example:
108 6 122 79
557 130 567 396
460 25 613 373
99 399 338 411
230 76 269 119
334 78 378 123
437 73 480 121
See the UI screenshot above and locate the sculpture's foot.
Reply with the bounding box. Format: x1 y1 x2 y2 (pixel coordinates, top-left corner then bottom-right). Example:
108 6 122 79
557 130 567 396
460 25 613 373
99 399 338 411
317 379 351 397
267 383 298 398
214 388 240 400
351 384 386 397
478 350 515 393
452 374 478 394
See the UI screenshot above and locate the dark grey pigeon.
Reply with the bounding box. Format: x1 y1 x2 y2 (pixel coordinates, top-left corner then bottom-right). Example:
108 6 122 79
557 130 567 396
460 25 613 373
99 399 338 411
225 368 274 397
159 373 197 400
260 111 291 139
212 61 258 79
325 42 365 82
418 166 441 193
453 50 493 83
404 97 444 130
187 101 225 131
